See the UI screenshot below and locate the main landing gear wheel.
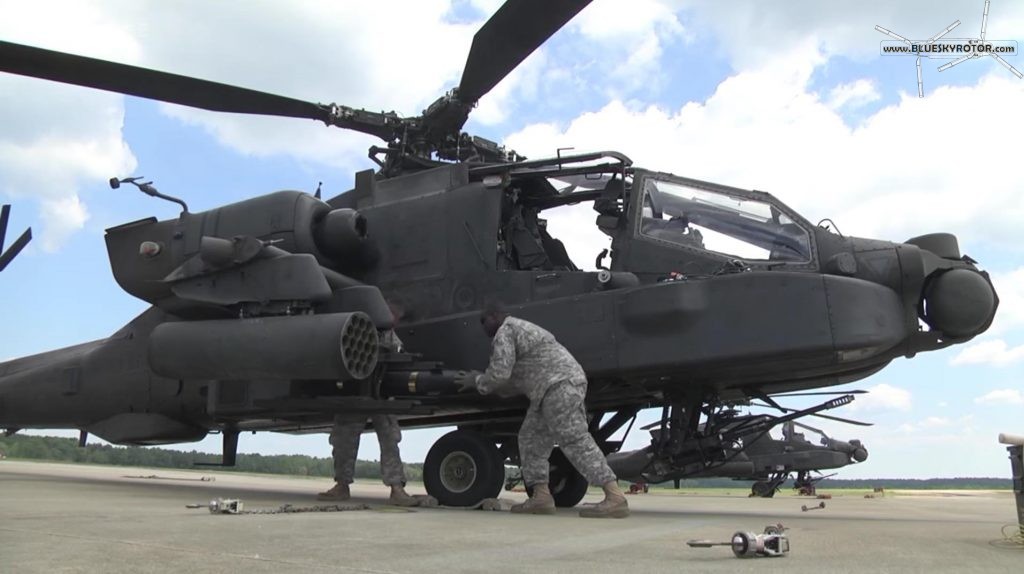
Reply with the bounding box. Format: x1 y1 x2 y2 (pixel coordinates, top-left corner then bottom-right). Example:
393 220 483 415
751 472 788 498
751 481 776 498
423 429 505 507
525 448 589 508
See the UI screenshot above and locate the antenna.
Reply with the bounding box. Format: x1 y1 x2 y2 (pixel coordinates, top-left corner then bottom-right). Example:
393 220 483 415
109 176 189 213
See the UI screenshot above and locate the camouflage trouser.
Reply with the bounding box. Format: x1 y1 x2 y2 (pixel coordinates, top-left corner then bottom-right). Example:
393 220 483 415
330 413 406 486
519 381 617 487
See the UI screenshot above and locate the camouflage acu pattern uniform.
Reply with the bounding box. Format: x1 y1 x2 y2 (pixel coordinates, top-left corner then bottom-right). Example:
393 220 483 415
330 330 406 486
475 317 617 487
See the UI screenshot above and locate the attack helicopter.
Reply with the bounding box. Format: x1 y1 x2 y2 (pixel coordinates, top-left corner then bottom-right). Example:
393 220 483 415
0 0 999 508
606 393 872 499
686 416 868 498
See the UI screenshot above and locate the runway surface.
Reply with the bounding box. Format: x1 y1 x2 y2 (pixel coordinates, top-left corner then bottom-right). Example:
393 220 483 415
1 460 1021 573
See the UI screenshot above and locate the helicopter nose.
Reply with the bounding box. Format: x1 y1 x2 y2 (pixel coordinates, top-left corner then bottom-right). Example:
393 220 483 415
851 446 868 463
921 268 997 338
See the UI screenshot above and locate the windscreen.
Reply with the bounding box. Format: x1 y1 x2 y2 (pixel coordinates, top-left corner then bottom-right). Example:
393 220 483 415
640 178 811 262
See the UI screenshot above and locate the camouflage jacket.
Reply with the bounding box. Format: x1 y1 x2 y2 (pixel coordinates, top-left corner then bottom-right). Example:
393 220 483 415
474 317 587 405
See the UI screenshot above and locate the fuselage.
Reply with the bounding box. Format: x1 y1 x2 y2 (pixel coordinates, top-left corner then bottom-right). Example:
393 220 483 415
0 158 999 447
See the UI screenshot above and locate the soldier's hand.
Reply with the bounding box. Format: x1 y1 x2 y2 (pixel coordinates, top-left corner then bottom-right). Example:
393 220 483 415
454 370 481 393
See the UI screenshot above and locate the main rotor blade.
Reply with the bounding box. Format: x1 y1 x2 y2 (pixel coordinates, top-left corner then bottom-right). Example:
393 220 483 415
0 204 30 271
0 204 9 254
458 0 592 104
809 411 873 427
751 401 874 427
0 40 332 122
770 390 868 398
793 420 828 438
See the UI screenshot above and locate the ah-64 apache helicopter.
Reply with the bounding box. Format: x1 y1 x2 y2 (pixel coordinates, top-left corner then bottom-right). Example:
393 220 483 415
612 402 871 499
0 0 999 507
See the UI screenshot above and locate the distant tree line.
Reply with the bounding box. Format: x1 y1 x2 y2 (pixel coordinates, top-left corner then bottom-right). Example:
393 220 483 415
0 435 1011 489
661 476 1012 489
0 434 423 481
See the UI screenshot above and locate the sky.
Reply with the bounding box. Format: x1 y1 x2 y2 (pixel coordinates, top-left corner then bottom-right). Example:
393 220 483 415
1 0 1022 479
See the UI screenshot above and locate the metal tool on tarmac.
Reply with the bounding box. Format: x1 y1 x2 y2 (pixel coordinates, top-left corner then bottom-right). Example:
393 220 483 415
186 497 370 515
687 524 790 558
802 501 826 512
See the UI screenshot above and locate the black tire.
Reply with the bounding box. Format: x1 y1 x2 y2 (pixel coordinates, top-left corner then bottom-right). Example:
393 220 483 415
525 449 590 508
751 481 775 498
423 430 504 507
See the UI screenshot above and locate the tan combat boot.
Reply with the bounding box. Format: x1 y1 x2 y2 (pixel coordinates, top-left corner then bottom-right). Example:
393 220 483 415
317 482 351 501
388 484 420 507
510 483 556 515
579 481 629 518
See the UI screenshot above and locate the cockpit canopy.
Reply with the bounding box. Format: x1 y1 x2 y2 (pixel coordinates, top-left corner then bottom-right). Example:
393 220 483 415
639 177 812 263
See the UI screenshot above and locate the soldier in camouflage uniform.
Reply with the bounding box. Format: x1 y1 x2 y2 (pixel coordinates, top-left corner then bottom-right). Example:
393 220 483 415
456 305 629 518
318 328 418 507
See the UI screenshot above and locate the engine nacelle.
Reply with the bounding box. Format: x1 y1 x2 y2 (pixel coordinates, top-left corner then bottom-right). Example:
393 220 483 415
105 191 376 308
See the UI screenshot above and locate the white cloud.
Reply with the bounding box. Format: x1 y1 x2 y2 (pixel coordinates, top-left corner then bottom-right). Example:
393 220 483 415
568 0 688 95
0 0 481 248
849 383 913 412
827 79 881 110
473 49 549 126
951 339 1024 367
986 268 1024 336
0 1 138 250
919 416 951 429
886 414 973 437
38 196 89 252
974 388 1024 405
126 1 479 167
505 42 1024 255
677 0 1024 69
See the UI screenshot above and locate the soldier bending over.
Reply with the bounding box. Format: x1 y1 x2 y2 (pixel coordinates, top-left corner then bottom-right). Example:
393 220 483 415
457 304 629 518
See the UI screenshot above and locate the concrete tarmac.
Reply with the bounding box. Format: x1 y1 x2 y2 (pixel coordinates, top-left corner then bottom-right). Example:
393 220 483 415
1 460 1021 573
